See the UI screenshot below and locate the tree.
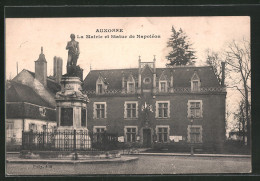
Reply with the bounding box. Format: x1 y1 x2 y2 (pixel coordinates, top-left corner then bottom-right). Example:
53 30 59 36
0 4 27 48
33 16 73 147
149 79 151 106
206 38 251 147
233 99 247 144
166 26 196 66
205 49 226 84
225 38 251 147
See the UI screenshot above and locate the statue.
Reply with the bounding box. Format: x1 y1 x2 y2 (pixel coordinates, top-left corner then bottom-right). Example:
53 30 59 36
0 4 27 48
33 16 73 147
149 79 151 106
65 34 83 80
66 34 80 70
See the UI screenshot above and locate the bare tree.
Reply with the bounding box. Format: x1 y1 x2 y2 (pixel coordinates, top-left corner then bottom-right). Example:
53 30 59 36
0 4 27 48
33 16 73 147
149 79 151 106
225 38 251 147
205 38 251 147
205 49 224 84
233 100 247 144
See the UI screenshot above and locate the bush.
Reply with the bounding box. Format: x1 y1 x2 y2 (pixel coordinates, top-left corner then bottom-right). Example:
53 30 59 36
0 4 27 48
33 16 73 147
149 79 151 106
223 140 250 154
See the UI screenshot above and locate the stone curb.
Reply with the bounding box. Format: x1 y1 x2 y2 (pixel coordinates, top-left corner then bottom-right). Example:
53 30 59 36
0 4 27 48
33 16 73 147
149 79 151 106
126 153 251 158
6 156 138 164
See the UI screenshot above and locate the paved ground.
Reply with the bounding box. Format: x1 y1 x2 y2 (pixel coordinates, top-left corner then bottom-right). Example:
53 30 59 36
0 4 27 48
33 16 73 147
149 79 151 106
6 155 251 175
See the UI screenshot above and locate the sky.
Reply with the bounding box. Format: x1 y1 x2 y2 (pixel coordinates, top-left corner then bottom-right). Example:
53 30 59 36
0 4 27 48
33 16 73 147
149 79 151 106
5 17 250 133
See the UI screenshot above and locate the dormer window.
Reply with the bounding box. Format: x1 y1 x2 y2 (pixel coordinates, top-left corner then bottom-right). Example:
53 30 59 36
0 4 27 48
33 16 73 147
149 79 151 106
159 81 167 92
192 81 199 91
127 73 135 93
128 83 135 93
96 73 106 94
191 71 201 92
97 84 103 94
159 71 168 93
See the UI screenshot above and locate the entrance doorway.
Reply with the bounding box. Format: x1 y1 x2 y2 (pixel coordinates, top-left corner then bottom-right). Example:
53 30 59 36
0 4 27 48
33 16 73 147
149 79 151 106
143 128 152 147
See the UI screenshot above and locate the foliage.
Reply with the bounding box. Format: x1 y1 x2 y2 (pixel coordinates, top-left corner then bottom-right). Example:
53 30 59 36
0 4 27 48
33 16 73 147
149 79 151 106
166 26 196 66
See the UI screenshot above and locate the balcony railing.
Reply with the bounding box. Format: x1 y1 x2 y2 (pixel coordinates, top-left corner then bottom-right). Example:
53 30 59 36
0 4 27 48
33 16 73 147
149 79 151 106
84 87 226 96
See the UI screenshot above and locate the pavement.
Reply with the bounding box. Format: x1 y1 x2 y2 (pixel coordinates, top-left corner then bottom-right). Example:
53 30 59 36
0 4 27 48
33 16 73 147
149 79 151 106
6 156 138 164
6 150 251 165
116 148 251 158
125 152 251 158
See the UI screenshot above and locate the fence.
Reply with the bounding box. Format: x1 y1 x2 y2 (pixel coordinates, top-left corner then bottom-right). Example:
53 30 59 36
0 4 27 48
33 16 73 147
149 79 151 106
22 130 118 151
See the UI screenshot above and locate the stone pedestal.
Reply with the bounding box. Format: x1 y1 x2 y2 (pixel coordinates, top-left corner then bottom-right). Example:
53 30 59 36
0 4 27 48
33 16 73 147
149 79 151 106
55 76 90 149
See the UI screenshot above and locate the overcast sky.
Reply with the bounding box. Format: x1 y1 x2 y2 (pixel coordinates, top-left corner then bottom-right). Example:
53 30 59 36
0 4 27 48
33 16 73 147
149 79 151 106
6 17 249 78
6 17 250 133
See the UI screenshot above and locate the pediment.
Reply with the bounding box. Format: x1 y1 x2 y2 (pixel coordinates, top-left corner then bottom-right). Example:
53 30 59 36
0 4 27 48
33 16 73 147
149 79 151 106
191 71 200 81
97 73 105 84
141 64 153 76
127 73 135 82
159 70 167 81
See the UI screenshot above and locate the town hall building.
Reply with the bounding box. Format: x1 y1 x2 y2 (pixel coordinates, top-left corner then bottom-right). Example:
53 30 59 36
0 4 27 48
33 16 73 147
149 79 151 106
82 57 226 151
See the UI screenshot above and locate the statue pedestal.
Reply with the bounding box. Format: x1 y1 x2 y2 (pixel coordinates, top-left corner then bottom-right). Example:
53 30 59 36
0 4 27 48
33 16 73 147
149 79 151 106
55 76 90 149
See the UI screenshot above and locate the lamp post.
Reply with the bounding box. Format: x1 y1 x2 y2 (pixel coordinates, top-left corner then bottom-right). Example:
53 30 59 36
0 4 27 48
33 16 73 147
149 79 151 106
190 115 194 156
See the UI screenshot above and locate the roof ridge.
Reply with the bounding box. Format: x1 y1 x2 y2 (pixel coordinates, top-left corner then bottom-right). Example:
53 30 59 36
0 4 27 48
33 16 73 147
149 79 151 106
90 66 212 72
91 68 138 72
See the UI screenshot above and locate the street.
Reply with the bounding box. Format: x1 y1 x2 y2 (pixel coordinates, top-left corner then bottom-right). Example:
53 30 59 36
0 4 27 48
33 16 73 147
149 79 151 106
6 155 251 175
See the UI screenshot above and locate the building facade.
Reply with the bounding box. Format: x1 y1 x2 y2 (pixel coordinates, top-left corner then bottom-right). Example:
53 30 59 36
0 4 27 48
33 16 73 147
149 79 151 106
6 48 61 147
83 58 226 151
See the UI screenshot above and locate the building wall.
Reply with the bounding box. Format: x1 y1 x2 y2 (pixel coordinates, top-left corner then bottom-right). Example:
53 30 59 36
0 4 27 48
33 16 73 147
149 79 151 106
87 92 226 150
6 119 23 144
6 118 57 145
24 119 57 132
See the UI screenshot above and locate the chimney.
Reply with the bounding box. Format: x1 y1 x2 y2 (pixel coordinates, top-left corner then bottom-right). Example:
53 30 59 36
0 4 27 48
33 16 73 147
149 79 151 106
35 47 47 87
221 62 226 86
53 56 57 77
53 56 63 84
122 72 125 93
170 70 174 93
137 56 142 94
153 55 156 73
152 55 156 94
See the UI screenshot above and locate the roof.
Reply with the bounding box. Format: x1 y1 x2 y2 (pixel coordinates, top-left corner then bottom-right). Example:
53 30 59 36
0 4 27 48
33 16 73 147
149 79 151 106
83 68 139 90
6 81 54 108
82 66 221 90
25 70 61 93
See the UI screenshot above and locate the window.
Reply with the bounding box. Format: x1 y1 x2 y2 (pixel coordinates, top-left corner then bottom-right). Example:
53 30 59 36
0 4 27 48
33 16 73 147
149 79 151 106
96 128 105 133
94 102 107 119
52 126 57 132
61 108 73 126
6 122 14 141
81 108 86 127
96 74 106 94
127 74 135 93
192 81 199 91
143 77 151 84
156 101 170 118
42 125 47 132
29 123 37 131
94 126 106 142
96 104 105 118
124 102 138 119
156 126 169 143
127 83 135 93
188 125 202 143
191 72 200 92
125 127 137 142
97 84 103 94
160 81 167 92
188 100 203 118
